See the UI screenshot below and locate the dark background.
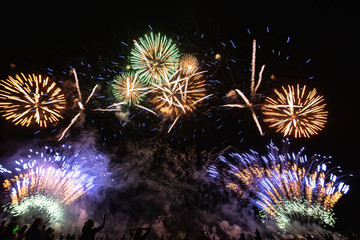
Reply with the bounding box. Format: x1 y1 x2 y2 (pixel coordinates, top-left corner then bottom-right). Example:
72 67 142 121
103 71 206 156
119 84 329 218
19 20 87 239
0 1 359 231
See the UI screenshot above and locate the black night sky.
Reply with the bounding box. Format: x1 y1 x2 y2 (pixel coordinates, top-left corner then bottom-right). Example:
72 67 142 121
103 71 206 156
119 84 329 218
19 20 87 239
0 2 359 237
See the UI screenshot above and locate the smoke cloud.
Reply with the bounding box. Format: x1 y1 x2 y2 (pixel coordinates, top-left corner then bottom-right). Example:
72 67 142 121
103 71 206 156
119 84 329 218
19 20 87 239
1 130 348 239
60 133 267 239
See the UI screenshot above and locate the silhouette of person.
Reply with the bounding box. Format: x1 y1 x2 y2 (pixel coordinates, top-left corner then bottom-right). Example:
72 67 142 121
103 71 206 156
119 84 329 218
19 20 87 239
1 222 18 240
239 233 246 240
0 220 6 236
43 227 55 240
129 226 151 240
79 215 106 240
254 229 262 240
17 225 29 240
25 218 43 240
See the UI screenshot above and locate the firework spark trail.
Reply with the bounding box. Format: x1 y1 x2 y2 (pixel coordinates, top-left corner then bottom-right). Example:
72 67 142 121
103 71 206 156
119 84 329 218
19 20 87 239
92 103 156 115
262 84 328 138
223 39 266 135
151 69 213 132
0 73 66 128
58 68 98 141
208 139 351 231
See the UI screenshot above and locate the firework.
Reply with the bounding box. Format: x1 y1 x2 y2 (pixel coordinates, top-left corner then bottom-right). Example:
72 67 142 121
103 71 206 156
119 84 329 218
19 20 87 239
223 40 266 135
2 147 95 206
179 54 199 76
1 144 110 225
0 73 66 127
111 72 148 106
58 68 98 141
1 144 98 225
151 68 212 132
208 139 350 231
93 72 156 115
7 194 64 225
262 84 328 138
131 32 180 85
0 164 11 173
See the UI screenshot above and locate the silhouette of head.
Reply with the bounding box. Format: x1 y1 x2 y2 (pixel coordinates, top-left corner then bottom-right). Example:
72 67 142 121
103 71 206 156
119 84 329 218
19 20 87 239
87 219 94 228
31 218 43 229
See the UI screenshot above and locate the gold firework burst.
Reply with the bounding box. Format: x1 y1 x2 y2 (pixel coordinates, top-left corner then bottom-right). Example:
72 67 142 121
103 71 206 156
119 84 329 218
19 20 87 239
179 54 199 76
262 84 328 138
151 69 211 132
0 73 66 127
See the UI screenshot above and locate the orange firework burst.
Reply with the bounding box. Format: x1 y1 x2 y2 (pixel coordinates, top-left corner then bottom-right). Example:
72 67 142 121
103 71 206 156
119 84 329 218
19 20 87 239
179 54 199 76
0 73 66 127
262 84 328 138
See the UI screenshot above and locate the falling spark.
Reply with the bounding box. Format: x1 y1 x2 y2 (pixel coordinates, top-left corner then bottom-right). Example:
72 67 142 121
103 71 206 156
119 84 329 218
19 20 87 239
58 69 98 141
223 40 266 135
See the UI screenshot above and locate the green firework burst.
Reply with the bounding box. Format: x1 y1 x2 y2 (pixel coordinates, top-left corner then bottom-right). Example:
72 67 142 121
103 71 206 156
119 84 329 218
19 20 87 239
130 32 180 85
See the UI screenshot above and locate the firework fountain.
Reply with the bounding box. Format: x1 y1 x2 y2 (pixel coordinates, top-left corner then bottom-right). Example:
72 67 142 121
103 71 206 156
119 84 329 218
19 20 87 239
208 139 351 232
1 142 110 227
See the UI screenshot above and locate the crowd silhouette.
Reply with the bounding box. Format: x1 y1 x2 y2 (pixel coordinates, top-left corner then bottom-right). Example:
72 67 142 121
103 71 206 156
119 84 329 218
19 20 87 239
0 216 358 240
